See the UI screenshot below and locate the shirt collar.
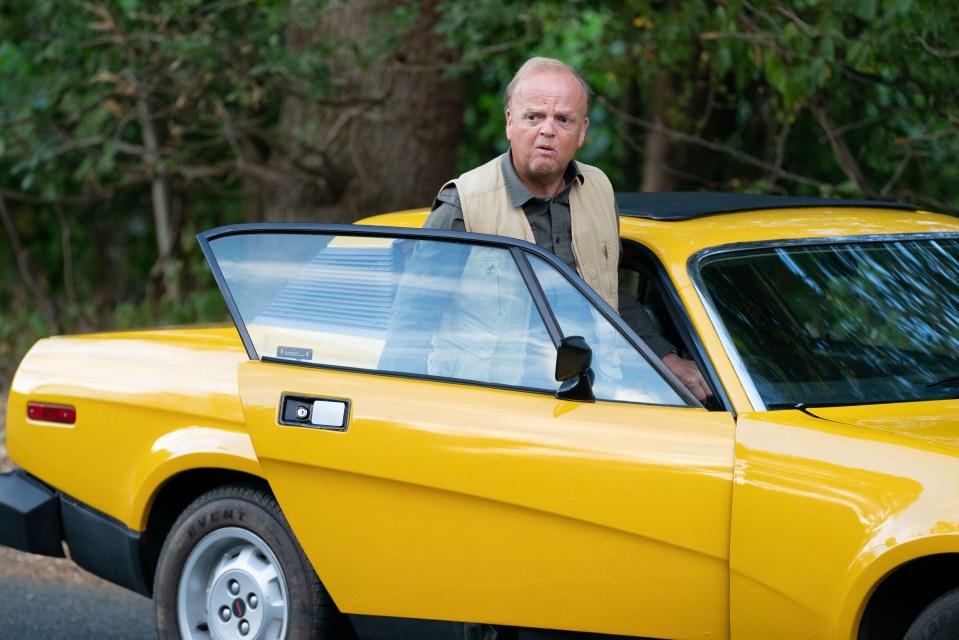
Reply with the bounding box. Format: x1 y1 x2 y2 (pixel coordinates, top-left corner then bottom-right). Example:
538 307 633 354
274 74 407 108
501 151 584 209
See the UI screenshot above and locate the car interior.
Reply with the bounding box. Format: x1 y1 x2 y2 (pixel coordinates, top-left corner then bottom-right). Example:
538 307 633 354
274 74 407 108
620 239 726 412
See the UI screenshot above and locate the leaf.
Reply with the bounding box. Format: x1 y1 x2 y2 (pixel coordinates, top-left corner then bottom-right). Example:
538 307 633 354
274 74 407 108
763 53 790 101
852 0 877 21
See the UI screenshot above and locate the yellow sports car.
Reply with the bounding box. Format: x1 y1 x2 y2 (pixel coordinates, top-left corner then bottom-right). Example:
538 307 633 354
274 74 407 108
2 192 959 640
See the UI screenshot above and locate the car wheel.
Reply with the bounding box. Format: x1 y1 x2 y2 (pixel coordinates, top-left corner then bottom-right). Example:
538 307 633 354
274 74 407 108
154 483 348 640
904 587 959 640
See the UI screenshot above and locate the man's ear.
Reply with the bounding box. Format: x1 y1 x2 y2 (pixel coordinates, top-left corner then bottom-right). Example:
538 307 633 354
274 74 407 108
505 108 513 142
578 116 589 147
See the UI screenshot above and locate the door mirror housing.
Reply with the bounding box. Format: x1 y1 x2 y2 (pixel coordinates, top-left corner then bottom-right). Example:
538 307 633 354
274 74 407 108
555 336 595 402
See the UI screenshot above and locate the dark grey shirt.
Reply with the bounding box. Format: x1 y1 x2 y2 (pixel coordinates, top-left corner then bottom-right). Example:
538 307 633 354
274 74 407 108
428 153 581 270
426 152 676 359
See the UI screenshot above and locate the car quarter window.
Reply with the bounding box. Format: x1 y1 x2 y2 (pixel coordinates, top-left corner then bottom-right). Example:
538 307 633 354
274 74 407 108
208 230 684 405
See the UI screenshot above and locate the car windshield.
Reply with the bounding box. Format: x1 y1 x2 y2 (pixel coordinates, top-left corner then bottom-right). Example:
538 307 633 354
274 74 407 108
698 236 959 408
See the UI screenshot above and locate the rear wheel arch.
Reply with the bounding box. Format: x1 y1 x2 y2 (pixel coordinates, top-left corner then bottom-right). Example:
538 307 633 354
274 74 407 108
139 469 270 595
857 554 959 640
152 481 351 640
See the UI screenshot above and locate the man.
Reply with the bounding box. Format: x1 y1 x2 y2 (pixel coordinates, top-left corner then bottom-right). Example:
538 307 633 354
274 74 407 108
426 57 712 403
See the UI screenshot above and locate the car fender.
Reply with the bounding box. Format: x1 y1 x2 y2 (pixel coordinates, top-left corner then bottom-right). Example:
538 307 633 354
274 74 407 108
731 410 959 639
128 424 264 532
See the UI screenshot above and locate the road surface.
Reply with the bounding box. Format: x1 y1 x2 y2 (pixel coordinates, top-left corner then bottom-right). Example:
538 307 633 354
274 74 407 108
0 547 155 640
0 575 155 639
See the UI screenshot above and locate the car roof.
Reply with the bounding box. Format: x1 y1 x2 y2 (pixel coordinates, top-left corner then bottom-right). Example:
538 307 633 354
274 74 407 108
356 194 959 259
359 193 927 228
615 192 917 220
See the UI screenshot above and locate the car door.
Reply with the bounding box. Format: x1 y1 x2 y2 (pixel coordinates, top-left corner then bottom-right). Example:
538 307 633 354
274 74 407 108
201 224 736 639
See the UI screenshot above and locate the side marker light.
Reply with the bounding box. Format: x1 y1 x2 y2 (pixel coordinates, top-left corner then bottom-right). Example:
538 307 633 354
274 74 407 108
26 402 77 425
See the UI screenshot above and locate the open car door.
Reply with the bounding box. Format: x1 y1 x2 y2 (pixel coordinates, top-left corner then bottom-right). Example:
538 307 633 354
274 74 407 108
200 224 736 639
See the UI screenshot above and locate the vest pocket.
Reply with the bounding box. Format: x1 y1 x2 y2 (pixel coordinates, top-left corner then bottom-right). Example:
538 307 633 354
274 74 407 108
582 240 617 309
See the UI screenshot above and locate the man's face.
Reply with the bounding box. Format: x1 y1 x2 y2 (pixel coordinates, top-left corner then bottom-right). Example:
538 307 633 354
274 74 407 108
506 70 589 194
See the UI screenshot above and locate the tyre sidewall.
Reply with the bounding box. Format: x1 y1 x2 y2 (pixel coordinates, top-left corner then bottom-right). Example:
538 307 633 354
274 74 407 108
905 588 959 640
154 485 317 640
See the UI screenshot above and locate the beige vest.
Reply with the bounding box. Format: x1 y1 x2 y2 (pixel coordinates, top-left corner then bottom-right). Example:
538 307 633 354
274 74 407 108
448 157 620 312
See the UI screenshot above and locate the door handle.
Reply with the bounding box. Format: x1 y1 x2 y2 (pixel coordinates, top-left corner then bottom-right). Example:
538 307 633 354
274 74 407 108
279 394 350 431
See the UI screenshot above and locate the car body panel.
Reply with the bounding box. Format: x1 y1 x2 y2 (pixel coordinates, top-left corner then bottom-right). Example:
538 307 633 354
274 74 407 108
730 407 959 639
353 206 959 638
6 326 259 530
237 359 736 638
814 402 959 449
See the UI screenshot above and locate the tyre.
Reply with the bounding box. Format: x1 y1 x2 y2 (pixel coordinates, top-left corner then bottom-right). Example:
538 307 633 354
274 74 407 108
154 483 349 640
905 587 959 640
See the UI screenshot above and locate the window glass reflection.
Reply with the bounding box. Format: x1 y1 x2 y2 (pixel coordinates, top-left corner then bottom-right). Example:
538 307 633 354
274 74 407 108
527 254 683 405
379 240 555 389
699 238 959 407
210 234 556 389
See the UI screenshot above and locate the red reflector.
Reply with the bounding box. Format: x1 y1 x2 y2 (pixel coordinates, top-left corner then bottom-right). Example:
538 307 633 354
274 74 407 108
26 402 76 425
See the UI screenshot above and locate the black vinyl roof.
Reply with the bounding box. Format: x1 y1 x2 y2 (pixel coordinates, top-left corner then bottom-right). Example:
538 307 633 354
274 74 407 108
615 192 918 221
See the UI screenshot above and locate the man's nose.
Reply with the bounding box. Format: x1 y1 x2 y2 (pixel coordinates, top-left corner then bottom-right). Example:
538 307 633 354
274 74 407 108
539 117 556 135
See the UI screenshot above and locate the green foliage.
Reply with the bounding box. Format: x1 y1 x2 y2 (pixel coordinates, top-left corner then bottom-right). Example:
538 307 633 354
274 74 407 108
437 0 958 208
0 0 328 386
1 0 330 199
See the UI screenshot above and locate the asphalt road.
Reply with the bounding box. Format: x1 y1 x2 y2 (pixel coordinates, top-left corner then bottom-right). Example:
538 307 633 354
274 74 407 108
0 576 155 639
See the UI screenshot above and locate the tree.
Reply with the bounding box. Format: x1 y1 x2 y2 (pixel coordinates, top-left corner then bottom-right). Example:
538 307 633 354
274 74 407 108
2 0 957 386
437 0 959 211
250 0 464 223
0 0 467 383
650 0 959 209
0 0 331 306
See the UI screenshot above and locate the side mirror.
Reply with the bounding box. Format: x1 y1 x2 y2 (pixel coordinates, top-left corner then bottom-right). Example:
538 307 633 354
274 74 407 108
555 336 595 402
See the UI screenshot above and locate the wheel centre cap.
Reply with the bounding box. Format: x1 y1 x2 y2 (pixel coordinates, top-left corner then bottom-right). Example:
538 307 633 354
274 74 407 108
209 569 263 639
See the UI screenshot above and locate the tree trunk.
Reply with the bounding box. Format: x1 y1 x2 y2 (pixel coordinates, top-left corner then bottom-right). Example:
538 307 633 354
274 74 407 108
252 0 464 223
641 74 680 193
0 195 60 334
137 99 182 303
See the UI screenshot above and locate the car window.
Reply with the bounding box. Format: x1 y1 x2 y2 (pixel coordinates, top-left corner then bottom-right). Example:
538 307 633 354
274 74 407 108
527 253 683 404
619 244 685 358
206 229 685 405
697 236 959 408
378 238 556 389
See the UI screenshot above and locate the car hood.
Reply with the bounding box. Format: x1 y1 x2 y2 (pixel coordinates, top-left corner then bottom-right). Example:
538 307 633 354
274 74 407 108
810 401 959 450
